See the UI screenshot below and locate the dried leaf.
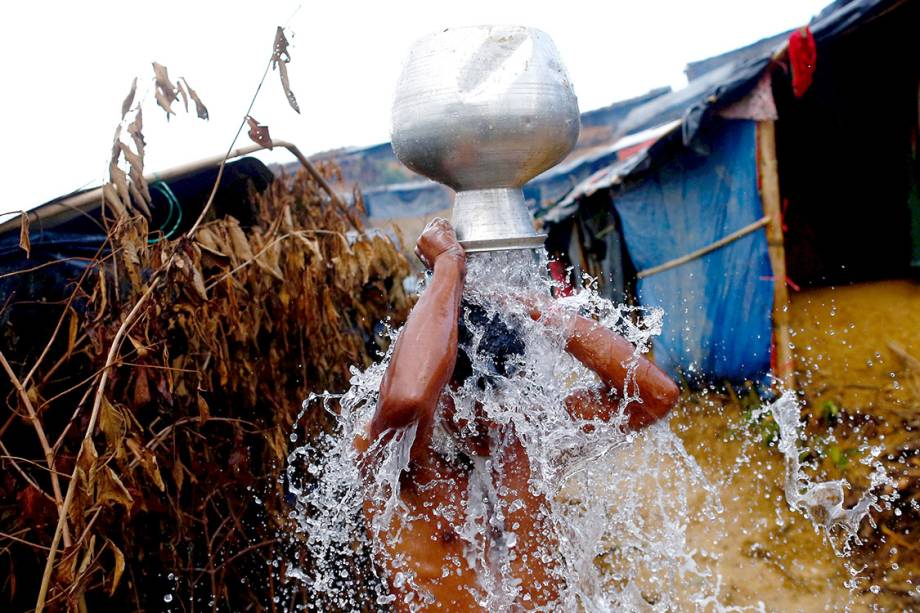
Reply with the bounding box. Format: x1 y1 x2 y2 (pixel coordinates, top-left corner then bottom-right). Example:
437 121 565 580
155 88 175 118
299 236 323 260
152 62 177 117
121 77 137 119
171 458 185 492
97 466 134 510
132 366 151 406
245 115 273 150
227 219 255 263
18 212 30 258
181 77 209 120
127 179 152 218
67 307 78 355
78 439 98 483
126 438 165 492
183 254 208 301
121 245 142 290
272 26 291 63
252 236 284 281
155 370 174 406
120 142 152 213
197 392 210 423
109 162 132 213
276 61 300 114
96 265 108 315
106 539 125 596
119 144 145 189
77 534 96 575
56 544 79 585
176 79 190 112
110 124 123 166
127 108 145 160
99 397 125 449
127 334 149 357
195 226 230 258
272 28 300 114
102 183 127 218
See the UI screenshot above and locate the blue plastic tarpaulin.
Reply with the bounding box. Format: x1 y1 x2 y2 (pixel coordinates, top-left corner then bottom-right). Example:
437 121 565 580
613 119 773 382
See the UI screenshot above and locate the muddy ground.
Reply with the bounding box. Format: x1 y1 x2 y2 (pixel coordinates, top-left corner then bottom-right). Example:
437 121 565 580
665 279 919 612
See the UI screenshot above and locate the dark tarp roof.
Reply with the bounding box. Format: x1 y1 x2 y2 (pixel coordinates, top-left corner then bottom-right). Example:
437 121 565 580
0 157 274 276
684 30 792 82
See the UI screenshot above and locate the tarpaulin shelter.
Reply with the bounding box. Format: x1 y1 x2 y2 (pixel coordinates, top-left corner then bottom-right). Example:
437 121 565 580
542 0 920 385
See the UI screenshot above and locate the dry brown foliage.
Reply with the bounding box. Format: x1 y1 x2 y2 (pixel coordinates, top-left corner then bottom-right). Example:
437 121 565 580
1 28 412 610
0 166 411 611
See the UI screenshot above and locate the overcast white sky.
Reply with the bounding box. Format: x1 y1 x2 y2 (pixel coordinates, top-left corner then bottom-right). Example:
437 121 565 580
0 0 830 216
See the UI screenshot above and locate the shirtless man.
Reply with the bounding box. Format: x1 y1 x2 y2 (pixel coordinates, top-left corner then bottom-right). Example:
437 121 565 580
356 218 679 610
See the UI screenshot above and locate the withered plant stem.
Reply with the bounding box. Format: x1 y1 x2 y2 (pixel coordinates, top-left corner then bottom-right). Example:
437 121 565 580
21 235 113 389
186 54 274 239
0 349 72 549
35 265 167 613
34 26 367 610
0 440 58 504
37 28 284 612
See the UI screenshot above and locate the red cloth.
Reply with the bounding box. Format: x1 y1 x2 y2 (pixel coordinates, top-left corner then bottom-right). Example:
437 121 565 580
547 260 574 297
788 26 817 98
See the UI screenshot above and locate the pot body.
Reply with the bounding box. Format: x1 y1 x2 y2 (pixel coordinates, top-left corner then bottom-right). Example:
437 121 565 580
391 26 580 251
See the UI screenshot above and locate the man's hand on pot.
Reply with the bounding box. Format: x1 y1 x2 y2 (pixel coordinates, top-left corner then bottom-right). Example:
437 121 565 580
415 217 465 269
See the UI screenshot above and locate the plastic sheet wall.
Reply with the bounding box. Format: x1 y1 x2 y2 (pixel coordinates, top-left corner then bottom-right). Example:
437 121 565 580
613 119 773 382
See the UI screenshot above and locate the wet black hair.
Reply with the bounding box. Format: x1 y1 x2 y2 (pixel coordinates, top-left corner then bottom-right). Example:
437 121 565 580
452 299 526 387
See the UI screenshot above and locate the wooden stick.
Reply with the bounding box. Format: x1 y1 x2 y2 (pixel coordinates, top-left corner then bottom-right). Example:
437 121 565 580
757 120 795 389
281 143 363 231
636 216 769 279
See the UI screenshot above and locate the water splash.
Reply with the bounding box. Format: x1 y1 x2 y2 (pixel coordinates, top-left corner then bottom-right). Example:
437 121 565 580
761 391 896 557
282 251 889 611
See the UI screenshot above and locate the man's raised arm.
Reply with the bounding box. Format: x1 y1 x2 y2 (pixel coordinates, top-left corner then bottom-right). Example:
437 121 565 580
527 300 679 430
366 219 466 459
563 316 679 429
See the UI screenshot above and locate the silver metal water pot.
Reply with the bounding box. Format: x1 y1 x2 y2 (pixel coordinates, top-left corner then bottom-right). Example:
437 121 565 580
391 26 580 252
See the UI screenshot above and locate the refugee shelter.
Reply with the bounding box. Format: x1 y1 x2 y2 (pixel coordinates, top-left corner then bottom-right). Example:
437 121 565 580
541 0 920 385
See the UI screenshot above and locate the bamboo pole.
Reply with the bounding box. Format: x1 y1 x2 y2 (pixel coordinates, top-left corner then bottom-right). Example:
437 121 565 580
637 215 770 279
756 120 795 389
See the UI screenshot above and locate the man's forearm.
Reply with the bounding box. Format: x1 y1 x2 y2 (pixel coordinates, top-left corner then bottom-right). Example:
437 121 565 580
371 254 465 439
565 316 679 420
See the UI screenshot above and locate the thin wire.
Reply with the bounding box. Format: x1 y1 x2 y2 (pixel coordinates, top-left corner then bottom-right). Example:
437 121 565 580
147 181 183 244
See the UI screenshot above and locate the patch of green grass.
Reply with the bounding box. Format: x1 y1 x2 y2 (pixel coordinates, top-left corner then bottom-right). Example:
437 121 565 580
820 400 841 426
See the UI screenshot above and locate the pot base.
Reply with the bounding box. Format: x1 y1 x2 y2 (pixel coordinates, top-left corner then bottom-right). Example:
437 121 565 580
459 234 547 253
452 188 545 253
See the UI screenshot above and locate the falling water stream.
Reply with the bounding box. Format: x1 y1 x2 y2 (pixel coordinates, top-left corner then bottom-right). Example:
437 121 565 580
282 251 894 611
